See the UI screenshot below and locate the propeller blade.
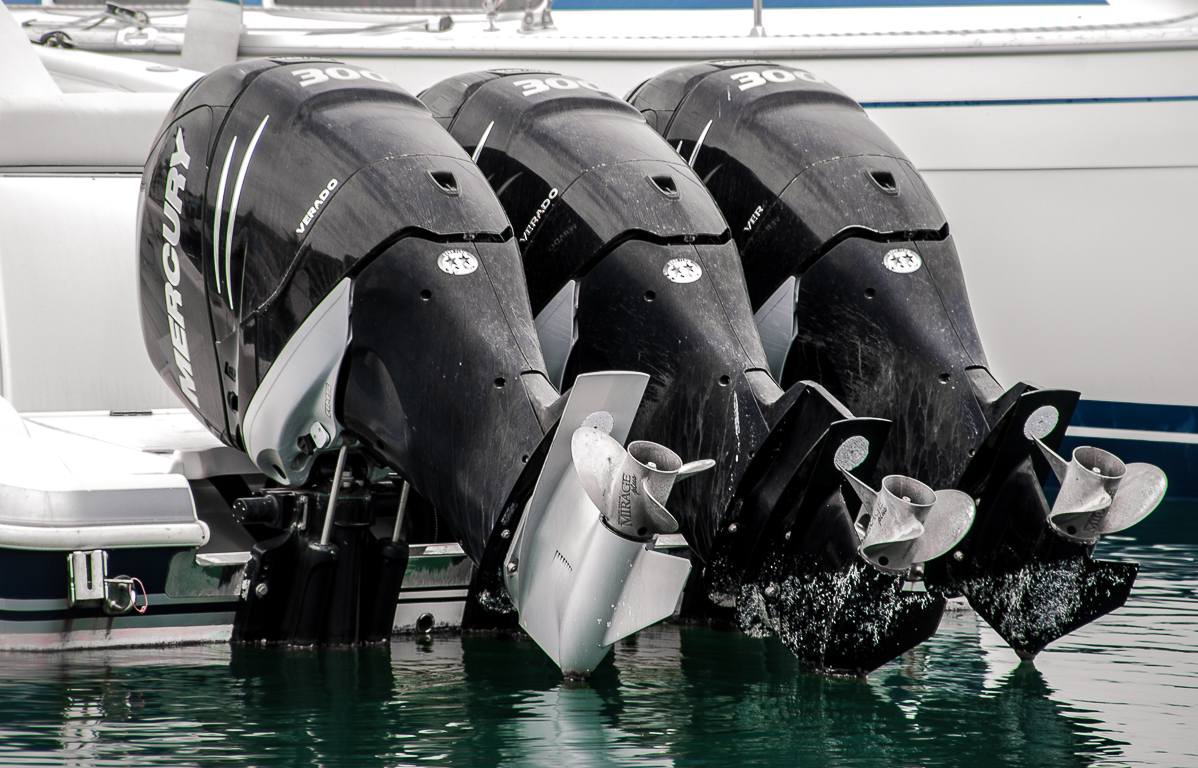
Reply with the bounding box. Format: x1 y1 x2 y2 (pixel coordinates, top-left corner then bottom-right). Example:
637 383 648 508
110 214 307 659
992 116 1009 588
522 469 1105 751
911 489 976 564
677 458 717 479
1031 435 1071 484
841 469 877 510
571 426 629 516
1102 462 1167 535
641 491 680 535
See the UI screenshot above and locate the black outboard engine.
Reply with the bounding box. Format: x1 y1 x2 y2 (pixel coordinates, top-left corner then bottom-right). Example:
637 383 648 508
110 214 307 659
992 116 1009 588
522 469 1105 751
420 70 976 674
628 61 1167 659
139 60 698 674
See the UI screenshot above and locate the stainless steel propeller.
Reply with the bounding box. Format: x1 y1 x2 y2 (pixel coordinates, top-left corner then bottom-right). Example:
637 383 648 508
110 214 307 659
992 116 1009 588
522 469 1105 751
1023 405 1167 544
835 436 976 574
503 372 714 676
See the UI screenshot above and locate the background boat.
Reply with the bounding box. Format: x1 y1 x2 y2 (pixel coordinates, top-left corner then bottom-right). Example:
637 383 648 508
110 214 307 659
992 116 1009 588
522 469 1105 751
5 0 1195 500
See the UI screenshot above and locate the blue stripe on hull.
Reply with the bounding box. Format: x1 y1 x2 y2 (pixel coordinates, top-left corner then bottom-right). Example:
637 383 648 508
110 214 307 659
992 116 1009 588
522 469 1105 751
1071 399 1198 435
864 96 1198 109
0 0 1102 4
0 600 237 623
0 547 183 600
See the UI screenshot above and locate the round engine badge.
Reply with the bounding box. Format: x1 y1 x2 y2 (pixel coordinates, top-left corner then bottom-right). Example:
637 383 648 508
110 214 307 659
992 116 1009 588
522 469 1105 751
1023 405 1060 441
834 435 870 472
883 248 922 274
663 258 703 284
437 249 478 276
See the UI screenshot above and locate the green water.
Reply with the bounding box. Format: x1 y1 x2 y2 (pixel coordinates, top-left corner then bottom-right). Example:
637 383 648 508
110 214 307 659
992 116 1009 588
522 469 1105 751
0 531 1194 767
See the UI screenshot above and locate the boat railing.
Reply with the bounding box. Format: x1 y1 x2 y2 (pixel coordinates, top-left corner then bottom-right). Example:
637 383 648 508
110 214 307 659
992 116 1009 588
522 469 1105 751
10 0 546 15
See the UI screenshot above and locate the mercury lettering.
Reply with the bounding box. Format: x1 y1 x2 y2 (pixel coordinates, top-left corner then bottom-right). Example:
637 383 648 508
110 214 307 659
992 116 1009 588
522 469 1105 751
160 128 199 408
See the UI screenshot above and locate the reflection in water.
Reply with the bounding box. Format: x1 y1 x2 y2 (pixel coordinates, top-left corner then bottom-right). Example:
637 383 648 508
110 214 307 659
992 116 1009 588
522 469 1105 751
0 646 236 766
228 644 401 765
509 688 671 768
0 536 1191 767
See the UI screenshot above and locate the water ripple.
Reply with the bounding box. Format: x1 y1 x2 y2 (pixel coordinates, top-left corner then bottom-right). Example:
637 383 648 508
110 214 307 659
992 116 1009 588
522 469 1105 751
0 537 1192 767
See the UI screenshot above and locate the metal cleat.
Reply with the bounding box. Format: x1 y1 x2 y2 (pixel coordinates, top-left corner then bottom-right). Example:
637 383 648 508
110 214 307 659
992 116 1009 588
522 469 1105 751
519 0 555 34
482 0 504 32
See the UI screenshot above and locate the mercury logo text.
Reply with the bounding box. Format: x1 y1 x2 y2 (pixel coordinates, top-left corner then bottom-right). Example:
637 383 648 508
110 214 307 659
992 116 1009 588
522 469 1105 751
160 128 199 408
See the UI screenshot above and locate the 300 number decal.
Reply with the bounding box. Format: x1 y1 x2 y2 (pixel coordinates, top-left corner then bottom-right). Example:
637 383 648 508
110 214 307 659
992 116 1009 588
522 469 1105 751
292 66 391 88
729 68 824 92
512 77 603 97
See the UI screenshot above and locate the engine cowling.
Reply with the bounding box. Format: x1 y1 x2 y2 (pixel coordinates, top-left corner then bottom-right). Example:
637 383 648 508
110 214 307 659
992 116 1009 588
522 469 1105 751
420 70 976 674
138 58 559 565
627 61 1166 658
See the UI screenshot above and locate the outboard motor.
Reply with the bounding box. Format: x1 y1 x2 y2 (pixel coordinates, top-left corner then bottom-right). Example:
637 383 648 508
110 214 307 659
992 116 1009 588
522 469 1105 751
628 61 1167 659
420 70 976 674
138 59 699 675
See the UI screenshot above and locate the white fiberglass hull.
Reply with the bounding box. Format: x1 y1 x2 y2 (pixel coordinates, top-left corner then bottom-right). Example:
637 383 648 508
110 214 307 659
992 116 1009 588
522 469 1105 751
2 0 1195 496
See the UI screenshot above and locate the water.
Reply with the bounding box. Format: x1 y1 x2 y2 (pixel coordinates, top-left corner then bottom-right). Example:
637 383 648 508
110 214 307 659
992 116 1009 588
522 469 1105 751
1 507 1195 767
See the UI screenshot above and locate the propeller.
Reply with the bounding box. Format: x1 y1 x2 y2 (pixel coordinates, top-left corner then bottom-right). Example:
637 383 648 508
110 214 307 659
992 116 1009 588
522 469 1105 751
573 426 714 540
838 455 976 575
502 373 716 676
1023 405 1167 544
